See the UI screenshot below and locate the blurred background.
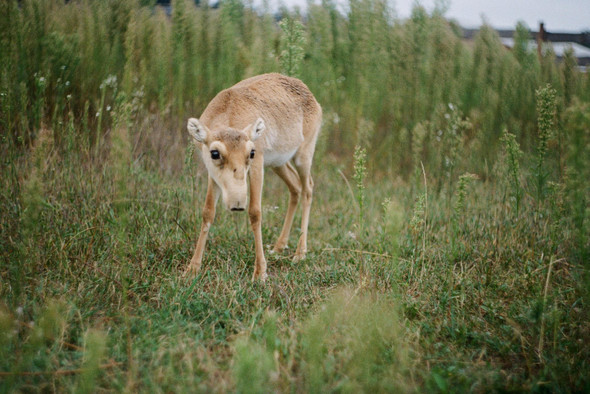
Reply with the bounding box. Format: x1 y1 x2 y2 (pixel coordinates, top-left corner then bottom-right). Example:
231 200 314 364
2 0 589 176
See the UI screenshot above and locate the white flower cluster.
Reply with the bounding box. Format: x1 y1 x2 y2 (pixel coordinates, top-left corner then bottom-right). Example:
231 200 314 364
100 74 118 90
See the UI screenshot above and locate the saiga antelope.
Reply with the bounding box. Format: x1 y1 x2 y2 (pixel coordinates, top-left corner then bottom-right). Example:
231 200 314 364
185 73 322 281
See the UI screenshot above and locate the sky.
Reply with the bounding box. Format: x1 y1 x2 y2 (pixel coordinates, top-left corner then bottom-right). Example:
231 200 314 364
275 0 590 32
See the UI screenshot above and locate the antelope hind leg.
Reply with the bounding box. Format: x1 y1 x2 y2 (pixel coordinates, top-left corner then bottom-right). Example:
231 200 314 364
272 162 302 253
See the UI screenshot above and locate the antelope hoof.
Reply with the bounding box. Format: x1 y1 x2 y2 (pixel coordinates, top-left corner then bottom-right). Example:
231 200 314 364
183 263 200 279
252 271 268 282
252 266 268 282
293 251 306 262
272 242 288 254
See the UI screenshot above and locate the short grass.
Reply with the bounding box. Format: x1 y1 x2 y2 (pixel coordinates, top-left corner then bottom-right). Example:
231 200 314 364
1 119 588 392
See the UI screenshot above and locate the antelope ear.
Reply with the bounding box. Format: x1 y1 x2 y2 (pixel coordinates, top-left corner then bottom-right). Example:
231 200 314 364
187 118 208 143
248 118 265 141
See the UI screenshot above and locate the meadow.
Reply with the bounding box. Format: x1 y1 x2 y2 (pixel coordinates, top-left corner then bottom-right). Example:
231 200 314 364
1 0 589 391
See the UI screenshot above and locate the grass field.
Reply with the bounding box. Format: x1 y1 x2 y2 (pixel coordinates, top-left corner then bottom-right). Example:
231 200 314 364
1 116 589 391
1 0 589 392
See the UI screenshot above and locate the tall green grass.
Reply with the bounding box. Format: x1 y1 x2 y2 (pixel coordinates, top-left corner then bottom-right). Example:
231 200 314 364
3 0 587 162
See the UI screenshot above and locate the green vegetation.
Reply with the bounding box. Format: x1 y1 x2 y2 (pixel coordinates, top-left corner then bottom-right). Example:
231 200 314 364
1 0 589 391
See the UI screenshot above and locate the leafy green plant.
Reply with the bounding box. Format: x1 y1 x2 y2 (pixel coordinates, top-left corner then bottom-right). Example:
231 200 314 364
300 288 413 392
77 330 107 394
452 172 478 227
500 130 523 214
279 17 306 78
353 145 367 232
232 336 274 394
534 84 557 201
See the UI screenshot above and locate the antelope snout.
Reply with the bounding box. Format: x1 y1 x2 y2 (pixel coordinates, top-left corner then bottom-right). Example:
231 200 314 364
223 190 248 212
219 174 248 211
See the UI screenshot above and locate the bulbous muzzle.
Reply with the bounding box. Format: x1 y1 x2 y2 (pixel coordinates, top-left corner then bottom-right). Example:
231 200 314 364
221 180 248 212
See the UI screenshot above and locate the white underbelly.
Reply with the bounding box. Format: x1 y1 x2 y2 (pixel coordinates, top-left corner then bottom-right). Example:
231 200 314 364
263 148 298 167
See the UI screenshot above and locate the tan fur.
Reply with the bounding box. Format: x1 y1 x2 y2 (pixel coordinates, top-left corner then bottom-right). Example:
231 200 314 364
185 73 322 281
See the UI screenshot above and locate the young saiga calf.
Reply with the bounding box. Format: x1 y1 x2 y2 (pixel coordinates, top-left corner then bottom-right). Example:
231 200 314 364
185 73 322 281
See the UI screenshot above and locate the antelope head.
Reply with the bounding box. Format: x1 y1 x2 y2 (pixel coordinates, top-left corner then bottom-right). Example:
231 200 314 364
187 117 265 211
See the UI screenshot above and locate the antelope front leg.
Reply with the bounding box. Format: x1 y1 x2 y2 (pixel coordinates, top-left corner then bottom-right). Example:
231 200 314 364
249 160 267 281
185 177 219 278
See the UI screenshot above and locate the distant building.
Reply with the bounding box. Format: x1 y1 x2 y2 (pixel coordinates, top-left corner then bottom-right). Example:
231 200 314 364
155 0 219 15
462 23 590 70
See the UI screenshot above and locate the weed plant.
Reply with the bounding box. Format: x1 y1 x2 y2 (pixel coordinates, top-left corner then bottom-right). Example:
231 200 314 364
279 17 306 78
534 84 557 201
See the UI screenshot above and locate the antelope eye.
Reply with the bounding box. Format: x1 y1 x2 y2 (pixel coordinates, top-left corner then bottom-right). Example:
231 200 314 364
250 149 255 159
210 150 220 160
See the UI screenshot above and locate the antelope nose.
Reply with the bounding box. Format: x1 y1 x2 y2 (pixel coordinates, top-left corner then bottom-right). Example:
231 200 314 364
230 201 245 211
